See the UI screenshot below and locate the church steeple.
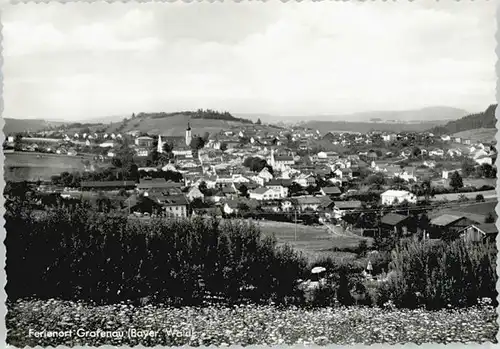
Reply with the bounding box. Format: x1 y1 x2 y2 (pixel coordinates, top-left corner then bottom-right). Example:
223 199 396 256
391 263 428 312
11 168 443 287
157 135 164 153
185 122 192 146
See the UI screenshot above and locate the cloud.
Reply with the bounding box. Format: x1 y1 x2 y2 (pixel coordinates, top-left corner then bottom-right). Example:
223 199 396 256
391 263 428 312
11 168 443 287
2 2 496 119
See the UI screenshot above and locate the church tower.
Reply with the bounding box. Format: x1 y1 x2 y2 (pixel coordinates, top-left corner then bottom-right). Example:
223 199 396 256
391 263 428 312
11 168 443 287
157 135 164 153
185 122 192 146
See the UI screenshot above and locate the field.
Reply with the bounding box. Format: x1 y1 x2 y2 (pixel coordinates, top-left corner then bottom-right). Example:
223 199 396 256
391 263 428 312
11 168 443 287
4 118 65 135
8 299 497 346
431 178 496 189
455 200 497 215
256 220 370 260
431 190 497 202
5 152 106 182
452 128 496 144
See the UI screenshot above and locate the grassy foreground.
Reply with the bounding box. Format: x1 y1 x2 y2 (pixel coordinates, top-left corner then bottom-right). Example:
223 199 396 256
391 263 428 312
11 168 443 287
8 299 497 346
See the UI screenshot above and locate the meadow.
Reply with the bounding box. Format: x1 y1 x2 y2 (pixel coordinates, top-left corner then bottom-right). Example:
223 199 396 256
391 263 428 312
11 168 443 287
257 220 370 261
5 152 107 182
452 128 496 144
431 190 497 202
7 299 497 346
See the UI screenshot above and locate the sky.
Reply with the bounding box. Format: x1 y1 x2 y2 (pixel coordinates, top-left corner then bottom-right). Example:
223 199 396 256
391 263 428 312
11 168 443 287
3 1 497 120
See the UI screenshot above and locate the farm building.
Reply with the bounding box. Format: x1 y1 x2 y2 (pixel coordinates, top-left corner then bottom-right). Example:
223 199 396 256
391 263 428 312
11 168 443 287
379 213 413 237
429 214 476 239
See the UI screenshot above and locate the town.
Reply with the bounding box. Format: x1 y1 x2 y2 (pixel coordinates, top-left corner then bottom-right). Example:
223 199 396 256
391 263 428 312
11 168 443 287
4 107 498 248
5 1 499 345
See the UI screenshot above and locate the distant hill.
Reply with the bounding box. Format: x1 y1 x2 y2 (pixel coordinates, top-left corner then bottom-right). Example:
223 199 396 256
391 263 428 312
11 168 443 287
429 104 497 135
12 110 260 138
110 113 251 137
6 110 258 138
302 120 450 134
135 110 253 124
276 106 468 123
4 118 67 135
103 110 255 136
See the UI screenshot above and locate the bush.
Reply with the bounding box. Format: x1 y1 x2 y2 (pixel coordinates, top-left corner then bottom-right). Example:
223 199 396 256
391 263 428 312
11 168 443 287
384 239 497 309
5 206 308 306
305 257 369 307
484 212 495 223
476 194 485 202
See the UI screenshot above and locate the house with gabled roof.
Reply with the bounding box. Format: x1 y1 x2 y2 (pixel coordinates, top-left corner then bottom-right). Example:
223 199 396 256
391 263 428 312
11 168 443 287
295 196 324 212
258 167 274 183
150 194 189 218
249 187 282 201
380 213 413 236
266 179 292 198
293 173 316 187
123 194 163 215
429 214 476 239
186 186 204 202
320 186 342 197
332 200 362 219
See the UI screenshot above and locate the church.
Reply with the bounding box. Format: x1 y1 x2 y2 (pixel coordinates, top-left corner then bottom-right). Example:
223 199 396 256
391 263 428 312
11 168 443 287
157 123 193 158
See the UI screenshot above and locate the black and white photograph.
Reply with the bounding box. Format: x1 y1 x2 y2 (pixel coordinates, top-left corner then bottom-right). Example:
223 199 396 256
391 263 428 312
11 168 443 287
3 1 498 346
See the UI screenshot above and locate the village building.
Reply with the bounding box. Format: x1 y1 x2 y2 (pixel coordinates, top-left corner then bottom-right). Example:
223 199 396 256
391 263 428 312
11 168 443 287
137 178 183 195
153 195 189 218
249 187 282 200
332 200 362 219
379 213 413 237
135 136 155 147
123 195 163 215
99 141 116 148
394 171 417 182
258 167 274 183
266 179 291 198
293 173 316 187
429 214 477 239
296 196 325 212
186 186 204 202
320 186 342 197
380 190 417 206
268 149 295 171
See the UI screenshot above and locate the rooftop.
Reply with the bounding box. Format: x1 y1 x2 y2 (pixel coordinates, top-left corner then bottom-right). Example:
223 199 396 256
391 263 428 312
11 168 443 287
333 200 362 209
381 190 412 197
381 213 410 226
430 214 464 227
321 187 341 195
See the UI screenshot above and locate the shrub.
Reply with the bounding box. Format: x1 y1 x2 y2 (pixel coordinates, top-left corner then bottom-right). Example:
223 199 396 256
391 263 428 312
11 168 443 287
5 205 308 306
484 212 495 223
356 240 369 257
384 239 497 309
476 194 485 202
306 257 366 307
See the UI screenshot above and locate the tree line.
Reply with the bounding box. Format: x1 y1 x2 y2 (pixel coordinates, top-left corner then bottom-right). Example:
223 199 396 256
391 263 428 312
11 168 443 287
429 104 497 135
